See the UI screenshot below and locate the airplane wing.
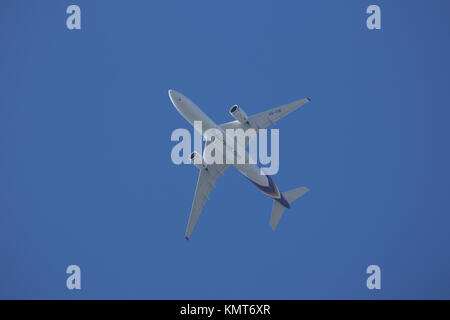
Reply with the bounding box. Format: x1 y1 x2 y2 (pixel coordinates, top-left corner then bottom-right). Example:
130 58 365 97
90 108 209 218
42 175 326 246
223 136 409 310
220 97 310 131
185 163 230 240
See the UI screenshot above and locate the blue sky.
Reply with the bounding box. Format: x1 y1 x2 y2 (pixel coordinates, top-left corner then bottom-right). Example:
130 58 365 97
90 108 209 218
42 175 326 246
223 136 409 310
1 0 450 299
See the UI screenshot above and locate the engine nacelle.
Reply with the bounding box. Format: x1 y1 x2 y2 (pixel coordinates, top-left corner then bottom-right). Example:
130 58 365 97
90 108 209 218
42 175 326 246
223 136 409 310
229 105 249 124
190 151 207 170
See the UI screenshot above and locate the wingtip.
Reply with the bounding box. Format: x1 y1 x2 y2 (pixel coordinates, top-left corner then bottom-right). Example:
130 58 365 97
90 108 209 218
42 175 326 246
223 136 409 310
185 236 190 241
307 97 311 102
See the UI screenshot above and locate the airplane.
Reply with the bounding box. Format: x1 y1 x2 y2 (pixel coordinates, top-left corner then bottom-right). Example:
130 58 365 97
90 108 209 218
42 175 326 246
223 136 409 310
168 89 311 240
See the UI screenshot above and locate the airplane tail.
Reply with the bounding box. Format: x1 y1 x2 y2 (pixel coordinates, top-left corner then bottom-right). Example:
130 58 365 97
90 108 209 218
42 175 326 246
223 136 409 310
270 187 309 230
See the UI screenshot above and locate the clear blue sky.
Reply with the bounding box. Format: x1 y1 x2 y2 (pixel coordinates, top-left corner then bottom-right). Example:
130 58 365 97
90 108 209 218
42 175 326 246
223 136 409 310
1 0 450 299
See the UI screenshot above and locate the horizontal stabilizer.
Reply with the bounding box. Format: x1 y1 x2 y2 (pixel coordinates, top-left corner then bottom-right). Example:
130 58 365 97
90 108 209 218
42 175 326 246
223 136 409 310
270 200 286 230
283 187 309 204
270 187 309 230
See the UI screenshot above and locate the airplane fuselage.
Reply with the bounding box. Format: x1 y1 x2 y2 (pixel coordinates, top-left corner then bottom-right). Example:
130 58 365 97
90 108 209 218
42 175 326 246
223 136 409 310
169 90 290 208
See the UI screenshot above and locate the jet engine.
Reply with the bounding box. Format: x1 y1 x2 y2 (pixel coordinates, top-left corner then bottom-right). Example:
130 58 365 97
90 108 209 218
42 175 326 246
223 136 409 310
229 105 249 124
190 151 207 170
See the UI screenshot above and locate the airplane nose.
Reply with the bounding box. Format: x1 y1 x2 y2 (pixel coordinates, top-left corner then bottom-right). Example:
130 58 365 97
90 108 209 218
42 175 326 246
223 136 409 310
168 89 184 104
168 89 181 101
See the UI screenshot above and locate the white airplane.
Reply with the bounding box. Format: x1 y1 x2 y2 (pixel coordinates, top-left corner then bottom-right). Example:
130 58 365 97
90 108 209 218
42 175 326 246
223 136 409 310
168 89 311 239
